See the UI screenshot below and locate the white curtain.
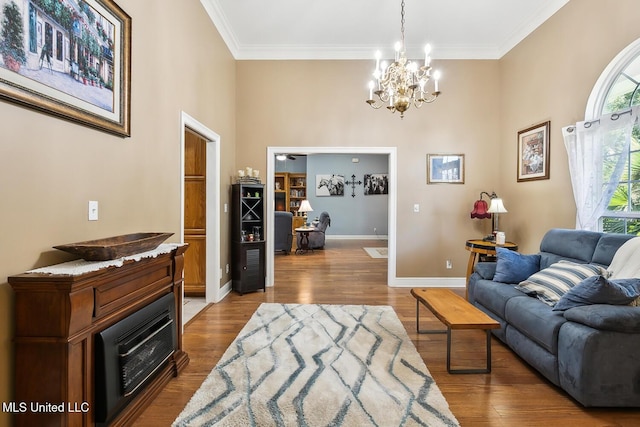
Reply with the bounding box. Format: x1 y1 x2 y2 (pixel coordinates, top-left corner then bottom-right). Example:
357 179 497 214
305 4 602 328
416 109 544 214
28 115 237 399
562 107 638 231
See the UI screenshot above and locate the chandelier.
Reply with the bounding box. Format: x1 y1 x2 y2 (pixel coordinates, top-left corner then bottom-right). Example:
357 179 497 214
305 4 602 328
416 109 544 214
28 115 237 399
366 0 441 118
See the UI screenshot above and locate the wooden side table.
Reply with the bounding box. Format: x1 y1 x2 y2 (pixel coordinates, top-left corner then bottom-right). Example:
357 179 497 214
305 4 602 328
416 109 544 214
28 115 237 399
465 239 518 298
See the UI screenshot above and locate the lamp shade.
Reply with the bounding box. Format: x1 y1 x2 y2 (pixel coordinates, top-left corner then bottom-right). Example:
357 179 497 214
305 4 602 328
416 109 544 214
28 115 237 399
298 200 313 213
488 198 508 214
470 199 491 219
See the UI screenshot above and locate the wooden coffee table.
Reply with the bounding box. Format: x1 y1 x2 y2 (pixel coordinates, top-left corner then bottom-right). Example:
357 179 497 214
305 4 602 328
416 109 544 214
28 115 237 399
411 288 500 374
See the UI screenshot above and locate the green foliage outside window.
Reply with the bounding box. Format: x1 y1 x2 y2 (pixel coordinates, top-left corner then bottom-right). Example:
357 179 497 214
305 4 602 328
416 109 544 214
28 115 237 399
600 57 640 235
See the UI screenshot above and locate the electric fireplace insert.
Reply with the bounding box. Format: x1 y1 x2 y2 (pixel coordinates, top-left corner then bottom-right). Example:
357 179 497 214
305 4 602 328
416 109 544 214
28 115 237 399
94 292 177 425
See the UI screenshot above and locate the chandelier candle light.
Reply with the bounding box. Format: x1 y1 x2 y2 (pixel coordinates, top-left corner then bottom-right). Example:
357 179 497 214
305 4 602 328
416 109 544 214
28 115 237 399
366 0 441 118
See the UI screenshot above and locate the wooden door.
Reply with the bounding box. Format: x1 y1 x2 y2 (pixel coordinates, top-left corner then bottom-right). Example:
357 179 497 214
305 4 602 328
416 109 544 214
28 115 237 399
183 129 206 296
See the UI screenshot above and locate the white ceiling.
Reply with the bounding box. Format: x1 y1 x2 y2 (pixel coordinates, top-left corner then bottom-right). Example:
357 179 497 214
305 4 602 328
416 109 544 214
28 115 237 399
200 0 570 60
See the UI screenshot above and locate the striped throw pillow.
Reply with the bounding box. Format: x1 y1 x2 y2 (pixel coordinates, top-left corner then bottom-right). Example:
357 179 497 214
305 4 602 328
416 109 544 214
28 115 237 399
515 261 607 306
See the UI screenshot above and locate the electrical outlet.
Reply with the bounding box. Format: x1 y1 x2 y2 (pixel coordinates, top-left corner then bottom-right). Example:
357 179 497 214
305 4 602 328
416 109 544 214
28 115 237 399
446 259 452 269
373 227 377 233
225 264 230 274
413 204 420 213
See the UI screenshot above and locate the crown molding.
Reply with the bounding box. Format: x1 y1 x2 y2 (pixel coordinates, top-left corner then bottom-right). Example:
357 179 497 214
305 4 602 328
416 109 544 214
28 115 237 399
200 0 240 57
233 44 502 61
201 0 569 61
497 0 570 58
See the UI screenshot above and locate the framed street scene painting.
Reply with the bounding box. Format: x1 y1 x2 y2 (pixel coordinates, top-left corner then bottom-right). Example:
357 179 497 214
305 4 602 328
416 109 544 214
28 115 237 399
0 0 131 136
517 121 550 182
427 154 465 184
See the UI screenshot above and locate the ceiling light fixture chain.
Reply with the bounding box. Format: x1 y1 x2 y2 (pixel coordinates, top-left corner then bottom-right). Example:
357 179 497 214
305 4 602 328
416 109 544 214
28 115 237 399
400 0 405 48
365 0 441 119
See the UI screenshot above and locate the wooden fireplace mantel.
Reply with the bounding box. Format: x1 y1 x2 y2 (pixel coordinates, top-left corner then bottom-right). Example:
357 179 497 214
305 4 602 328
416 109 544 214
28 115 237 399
8 244 189 427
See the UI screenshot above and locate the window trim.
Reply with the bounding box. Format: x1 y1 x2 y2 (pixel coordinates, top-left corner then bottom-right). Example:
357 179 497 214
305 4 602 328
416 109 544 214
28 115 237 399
585 38 640 234
586 38 640 120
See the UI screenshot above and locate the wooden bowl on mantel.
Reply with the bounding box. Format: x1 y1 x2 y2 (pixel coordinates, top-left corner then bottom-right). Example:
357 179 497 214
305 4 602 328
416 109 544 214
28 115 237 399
53 232 174 261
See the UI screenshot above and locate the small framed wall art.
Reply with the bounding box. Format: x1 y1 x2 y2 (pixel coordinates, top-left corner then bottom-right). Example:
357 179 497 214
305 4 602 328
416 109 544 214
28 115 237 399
427 154 465 184
517 121 550 182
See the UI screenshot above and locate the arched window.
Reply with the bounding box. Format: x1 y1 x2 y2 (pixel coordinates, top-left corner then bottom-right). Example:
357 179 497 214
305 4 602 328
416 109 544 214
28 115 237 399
585 39 640 235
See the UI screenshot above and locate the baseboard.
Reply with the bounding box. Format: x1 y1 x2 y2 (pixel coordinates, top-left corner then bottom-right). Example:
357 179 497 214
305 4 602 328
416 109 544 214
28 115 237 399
215 280 232 302
389 277 466 288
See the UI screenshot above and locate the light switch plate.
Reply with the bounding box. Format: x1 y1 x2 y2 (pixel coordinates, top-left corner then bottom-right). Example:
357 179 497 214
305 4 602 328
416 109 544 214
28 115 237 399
88 201 99 221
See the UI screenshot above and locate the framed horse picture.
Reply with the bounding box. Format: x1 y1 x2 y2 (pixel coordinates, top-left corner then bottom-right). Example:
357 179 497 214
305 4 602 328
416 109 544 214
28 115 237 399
364 174 388 195
316 174 345 196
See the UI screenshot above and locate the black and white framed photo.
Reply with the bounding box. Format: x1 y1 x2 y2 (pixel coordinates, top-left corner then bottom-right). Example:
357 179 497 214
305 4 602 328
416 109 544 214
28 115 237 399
316 174 345 196
426 154 465 184
364 173 388 195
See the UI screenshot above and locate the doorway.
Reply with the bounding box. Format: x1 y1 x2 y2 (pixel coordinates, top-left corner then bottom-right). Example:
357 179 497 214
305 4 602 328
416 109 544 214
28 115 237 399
180 112 221 304
183 128 206 297
265 146 397 287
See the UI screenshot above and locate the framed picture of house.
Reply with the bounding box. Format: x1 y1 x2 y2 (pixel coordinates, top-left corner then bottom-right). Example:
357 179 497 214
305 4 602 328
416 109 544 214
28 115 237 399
517 121 550 181
316 174 344 196
426 154 465 184
0 0 131 137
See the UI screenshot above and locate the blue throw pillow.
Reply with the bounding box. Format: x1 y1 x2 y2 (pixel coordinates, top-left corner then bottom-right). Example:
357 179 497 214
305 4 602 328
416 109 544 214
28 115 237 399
553 275 640 311
492 247 541 284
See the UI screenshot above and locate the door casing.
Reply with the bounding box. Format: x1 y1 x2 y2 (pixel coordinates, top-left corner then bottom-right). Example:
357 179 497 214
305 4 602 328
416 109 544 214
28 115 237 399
180 112 221 303
265 146 397 287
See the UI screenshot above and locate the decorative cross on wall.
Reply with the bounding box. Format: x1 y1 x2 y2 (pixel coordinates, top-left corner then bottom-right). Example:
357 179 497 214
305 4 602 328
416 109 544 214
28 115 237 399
344 174 363 198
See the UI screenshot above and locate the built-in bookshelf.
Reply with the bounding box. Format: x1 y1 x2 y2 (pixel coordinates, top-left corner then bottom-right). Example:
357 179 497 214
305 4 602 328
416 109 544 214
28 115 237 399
274 172 307 230
288 173 306 214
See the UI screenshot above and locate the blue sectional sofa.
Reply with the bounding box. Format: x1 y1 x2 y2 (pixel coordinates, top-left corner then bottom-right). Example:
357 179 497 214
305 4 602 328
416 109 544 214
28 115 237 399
468 228 640 407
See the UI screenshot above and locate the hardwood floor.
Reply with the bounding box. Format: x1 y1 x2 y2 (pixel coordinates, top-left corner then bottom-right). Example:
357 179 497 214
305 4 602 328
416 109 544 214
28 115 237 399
136 240 640 426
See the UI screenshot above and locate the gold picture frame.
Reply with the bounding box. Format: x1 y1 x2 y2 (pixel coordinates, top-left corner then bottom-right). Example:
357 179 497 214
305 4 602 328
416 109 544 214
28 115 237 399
0 0 131 137
427 154 465 184
517 121 550 182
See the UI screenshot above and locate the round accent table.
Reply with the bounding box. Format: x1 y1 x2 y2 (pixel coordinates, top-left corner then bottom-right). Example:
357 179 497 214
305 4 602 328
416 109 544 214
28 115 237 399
295 227 317 254
465 239 518 299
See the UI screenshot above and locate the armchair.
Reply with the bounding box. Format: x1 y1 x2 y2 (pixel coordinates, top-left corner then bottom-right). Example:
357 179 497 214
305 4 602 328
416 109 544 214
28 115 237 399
274 211 293 254
297 211 331 249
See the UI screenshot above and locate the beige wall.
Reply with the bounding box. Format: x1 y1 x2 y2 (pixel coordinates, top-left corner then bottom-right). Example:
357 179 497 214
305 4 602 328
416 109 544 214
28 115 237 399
0 1 236 425
236 59 502 277
499 0 640 253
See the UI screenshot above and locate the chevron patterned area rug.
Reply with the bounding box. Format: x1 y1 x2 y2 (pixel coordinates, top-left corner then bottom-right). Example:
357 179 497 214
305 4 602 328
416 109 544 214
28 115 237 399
173 303 459 426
